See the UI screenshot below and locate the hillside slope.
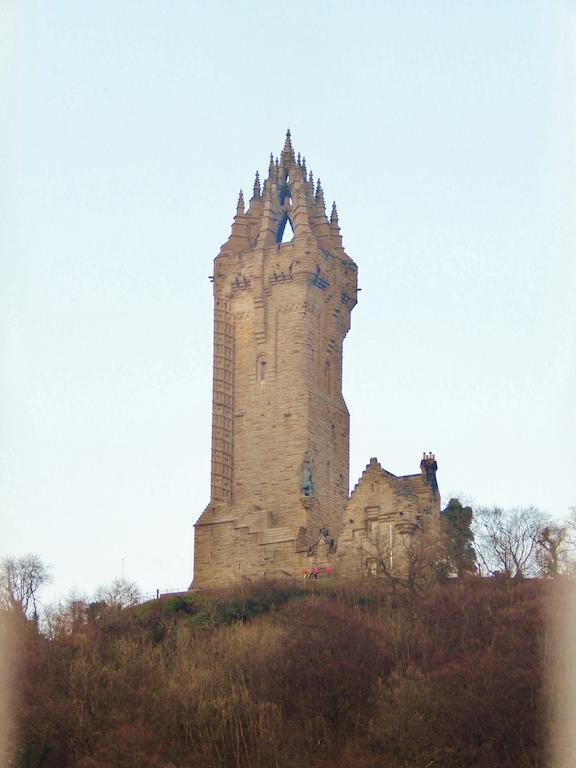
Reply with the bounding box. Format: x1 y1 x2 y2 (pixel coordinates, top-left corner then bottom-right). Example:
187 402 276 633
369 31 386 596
9 578 554 768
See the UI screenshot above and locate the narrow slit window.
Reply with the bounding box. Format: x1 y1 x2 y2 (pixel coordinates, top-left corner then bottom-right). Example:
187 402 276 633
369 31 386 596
259 360 267 383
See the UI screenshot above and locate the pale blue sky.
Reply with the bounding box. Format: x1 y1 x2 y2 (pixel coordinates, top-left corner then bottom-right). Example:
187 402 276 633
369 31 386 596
1 1 575 602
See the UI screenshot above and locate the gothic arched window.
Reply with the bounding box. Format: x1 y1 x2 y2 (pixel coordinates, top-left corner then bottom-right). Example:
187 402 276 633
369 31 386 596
276 213 294 244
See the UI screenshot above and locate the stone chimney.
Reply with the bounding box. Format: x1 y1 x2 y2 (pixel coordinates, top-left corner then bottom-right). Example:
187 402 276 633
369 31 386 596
420 452 439 493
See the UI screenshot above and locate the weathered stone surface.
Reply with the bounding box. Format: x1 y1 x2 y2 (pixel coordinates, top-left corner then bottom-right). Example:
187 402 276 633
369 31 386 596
191 133 440 589
334 455 441 578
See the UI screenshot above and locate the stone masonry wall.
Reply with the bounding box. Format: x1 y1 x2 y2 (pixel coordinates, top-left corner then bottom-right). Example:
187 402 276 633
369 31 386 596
193 140 358 589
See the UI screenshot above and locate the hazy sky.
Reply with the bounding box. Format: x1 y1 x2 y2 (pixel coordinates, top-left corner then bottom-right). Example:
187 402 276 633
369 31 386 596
1 1 575 603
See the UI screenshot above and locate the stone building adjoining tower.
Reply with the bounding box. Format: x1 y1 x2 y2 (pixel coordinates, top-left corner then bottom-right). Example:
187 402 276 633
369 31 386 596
191 133 440 589
333 453 440 579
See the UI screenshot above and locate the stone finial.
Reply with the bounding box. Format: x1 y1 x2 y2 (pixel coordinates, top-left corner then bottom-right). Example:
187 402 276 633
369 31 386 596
329 200 343 249
330 201 339 225
268 153 275 177
308 170 314 192
252 170 261 198
297 151 301 166
281 128 294 163
315 178 325 210
236 189 245 215
226 188 249 249
301 155 307 177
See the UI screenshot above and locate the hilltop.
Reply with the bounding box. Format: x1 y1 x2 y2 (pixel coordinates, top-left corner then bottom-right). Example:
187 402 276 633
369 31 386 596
8 577 554 768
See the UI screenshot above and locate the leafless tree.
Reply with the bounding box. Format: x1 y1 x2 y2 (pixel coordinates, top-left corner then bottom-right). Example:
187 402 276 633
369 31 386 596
42 590 92 639
0 554 51 621
95 576 140 609
473 506 546 578
363 525 441 591
536 506 576 577
535 523 573 577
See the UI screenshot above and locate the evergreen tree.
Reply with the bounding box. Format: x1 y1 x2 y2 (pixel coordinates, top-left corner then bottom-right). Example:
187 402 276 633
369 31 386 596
441 498 477 578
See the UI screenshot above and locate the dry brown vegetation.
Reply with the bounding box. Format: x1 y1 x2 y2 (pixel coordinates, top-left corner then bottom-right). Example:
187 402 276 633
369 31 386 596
6 577 554 768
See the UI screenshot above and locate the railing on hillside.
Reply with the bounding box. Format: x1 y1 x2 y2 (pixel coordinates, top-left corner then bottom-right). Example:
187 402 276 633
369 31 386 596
138 587 190 603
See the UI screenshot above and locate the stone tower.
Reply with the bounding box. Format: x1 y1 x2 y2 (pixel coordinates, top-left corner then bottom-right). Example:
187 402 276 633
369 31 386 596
192 132 358 588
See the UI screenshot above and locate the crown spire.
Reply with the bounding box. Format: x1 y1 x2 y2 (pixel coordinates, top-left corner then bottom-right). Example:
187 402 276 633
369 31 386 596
281 128 294 163
219 135 355 276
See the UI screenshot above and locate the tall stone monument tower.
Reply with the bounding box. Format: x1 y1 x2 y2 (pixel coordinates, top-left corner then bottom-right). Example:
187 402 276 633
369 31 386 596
192 132 358 588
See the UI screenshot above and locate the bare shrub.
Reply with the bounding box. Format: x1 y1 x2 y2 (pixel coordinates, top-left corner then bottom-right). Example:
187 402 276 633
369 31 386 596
261 598 393 753
9 578 549 768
